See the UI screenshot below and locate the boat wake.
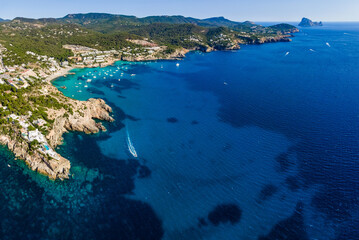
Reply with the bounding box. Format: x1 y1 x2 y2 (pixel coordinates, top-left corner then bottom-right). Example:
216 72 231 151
126 129 138 158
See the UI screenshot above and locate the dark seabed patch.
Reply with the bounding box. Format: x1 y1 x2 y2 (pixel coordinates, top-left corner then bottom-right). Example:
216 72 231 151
336 218 359 240
191 120 199 125
197 217 209 227
285 176 301 192
167 117 179 123
138 165 151 179
258 184 278 202
87 87 105 95
104 79 140 93
259 202 309 240
311 188 354 221
126 114 141 121
275 151 296 172
207 204 242 226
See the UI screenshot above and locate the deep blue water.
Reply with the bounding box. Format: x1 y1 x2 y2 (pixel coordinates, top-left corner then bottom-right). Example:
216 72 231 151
1 23 359 239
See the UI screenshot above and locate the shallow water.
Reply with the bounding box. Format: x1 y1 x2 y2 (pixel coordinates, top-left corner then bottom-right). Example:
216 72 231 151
1 22 359 239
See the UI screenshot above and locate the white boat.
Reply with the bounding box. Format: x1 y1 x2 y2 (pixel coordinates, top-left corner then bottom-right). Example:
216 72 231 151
176 63 180 67
84 85 88 88
285 52 290 56
326 42 331 47
86 79 92 83
126 130 138 158
111 84 114 88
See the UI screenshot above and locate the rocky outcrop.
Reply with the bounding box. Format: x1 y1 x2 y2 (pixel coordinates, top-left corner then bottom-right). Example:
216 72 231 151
47 98 114 148
0 135 70 180
64 99 114 133
241 35 293 45
299 18 323 27
1 93 114 180
256 35 293 44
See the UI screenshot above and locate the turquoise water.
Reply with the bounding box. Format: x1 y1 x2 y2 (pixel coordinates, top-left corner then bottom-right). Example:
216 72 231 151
1 23 359 239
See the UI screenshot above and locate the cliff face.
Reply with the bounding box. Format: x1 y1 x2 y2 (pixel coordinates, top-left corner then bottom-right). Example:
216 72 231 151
47 98 114 146
256 35 293 44
299 18 323 27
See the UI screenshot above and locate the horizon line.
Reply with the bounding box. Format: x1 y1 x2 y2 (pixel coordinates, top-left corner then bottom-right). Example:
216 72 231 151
1 13 359 23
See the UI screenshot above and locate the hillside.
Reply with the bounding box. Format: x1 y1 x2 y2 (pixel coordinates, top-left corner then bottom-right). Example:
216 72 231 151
0 13 298 66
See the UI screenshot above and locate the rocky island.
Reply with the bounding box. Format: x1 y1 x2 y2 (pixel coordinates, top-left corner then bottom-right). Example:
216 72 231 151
0 13 299 180
299 17 323 27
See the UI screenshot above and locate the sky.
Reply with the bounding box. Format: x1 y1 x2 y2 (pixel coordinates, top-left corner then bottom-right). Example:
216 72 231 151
1 0 358 22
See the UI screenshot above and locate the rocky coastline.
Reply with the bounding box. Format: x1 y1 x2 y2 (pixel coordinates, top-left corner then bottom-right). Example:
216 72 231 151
119 34 294 62
0 83 114 180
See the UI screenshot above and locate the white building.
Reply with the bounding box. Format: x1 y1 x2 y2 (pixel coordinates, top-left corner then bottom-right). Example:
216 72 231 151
28 129 46 143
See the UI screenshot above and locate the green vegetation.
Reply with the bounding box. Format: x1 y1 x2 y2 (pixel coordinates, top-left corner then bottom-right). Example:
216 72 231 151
0 80 73 136
0 14 298 65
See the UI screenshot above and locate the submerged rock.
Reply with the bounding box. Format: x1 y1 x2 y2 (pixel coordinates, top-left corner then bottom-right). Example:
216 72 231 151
207 203 242 226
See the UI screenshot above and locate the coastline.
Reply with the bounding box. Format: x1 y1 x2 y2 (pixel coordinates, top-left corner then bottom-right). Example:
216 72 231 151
4 34 297 180
47 30 299 83
46 66 75 83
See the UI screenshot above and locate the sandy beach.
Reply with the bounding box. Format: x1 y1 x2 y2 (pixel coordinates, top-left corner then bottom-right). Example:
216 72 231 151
46 66 75 82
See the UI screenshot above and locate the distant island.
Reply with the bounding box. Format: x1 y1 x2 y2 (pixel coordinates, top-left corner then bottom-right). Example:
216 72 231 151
299 17 323 27
0 13 299 180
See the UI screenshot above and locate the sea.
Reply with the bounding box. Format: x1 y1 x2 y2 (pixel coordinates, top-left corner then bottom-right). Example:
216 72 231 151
1 22 359 240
